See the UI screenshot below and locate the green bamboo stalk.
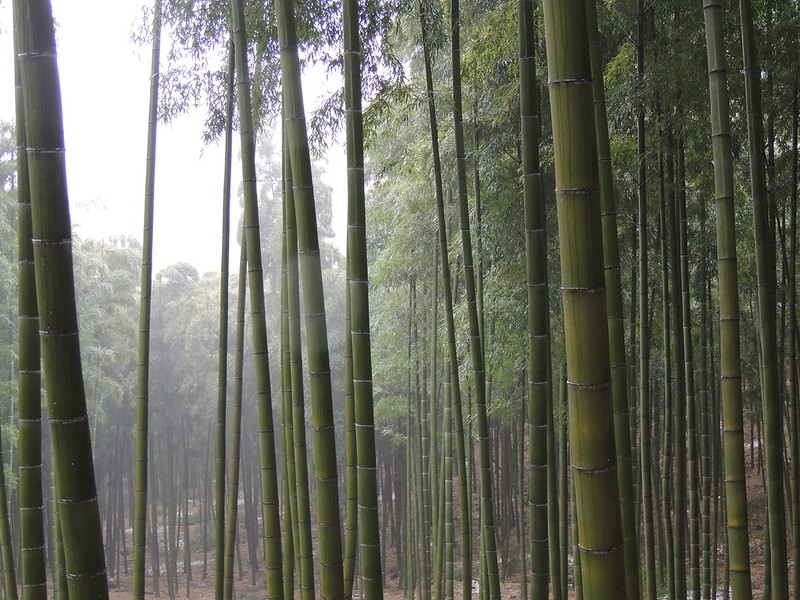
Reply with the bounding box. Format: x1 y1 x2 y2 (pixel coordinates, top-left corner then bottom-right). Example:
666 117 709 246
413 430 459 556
541 0 626 596
215 39 235 600
558 374 568 600
12 7 41 600
418 3 471 596
343 0 384 597
343 226 357 600
584 3 640 595
229 0 283 595
17 1 109 596
699 198 712 600
277 1 345 595
738 2 788 596
448 0 499 596
637 3 655 597
518 0 550 595
443 360 454 600
789 75 799 600
284 146 315 600
659 154 675 600
701 1 753 597
667 138 686 600
279 162 299 600
133 2 162 597
0 419 16 600
677 140 701 600
223 243 247 600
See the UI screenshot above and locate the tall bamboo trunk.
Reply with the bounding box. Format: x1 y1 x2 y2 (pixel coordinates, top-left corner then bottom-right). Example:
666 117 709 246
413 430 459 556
637 2 655 597
518 0 550 596
585 3 640 595
12 6 41 600
17 1 109 595
214 40 235 600
739 2 788 596
418 3 472 597
541 0 627 597
229 0 284 595
701 1 754 597
448 1 499 596
283 144 315 600
134 2 162 596
276 0 344 596
343 0 383 597
223 243 247 600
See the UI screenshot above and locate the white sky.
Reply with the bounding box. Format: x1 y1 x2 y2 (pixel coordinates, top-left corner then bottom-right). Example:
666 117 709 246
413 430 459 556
0 0 347 275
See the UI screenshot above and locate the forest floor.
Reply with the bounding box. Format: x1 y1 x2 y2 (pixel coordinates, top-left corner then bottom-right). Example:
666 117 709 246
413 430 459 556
108 443 774 600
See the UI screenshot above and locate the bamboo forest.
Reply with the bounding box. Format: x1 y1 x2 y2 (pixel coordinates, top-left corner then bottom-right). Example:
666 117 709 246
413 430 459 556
7 0 800 598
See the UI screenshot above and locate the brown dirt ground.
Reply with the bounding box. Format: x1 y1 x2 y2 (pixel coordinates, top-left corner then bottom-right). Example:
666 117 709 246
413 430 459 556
108 436 775 600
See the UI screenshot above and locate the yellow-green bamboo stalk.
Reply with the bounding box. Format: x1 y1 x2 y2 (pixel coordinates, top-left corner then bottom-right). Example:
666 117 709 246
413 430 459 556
541 0 626 597
701 1 753 597
343 0 384 597
276 0 344 595
284 145 315 600
584 2 640 595
518 0 550 595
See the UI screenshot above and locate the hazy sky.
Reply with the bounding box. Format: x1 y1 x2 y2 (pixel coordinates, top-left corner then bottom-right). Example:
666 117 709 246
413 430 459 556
0 0 346 275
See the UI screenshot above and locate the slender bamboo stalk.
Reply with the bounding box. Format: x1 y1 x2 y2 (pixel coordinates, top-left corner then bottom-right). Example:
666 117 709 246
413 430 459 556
418 3 471 596
659 157 675 600
519 0 550 595
229 0 283 595
134 2 162 596
214 40 235 600
280 161 299 600
738 2 788 596
284 144 315 600
343 212 357 600
448 0 499 595
637 3 655 597
223 243 247 600
701 1 753 597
